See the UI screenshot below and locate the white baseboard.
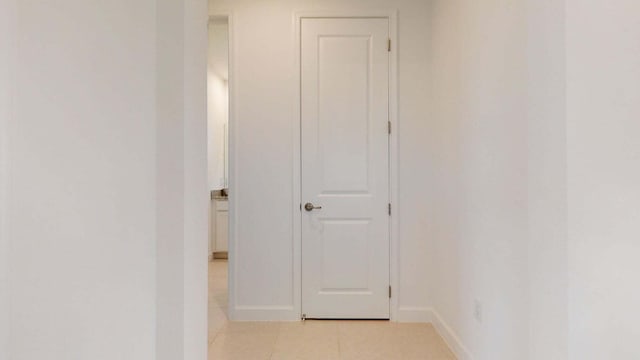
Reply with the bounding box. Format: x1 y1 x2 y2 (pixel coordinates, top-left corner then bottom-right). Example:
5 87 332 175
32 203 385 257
396 306 434 323
429 308 475 360
395 307 473 360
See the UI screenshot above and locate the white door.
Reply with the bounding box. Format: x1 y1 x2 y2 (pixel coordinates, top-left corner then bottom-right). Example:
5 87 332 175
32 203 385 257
301 18 390 319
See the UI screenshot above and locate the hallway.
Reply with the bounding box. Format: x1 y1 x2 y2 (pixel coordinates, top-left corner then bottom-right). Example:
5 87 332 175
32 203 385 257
208 260 456 359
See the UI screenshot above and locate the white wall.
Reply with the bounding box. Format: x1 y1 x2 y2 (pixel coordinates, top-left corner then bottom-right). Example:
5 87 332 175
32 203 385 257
8 1 157 358
207 20 229 190
4 0 208 359
206 75 227 190
209 0 432 320
156 0 185 358
566 1 640 358
424 0 544 358
427 1 640 359
526 0 568 358
156 0 208 358
208 20 229 79
424 0 572 359
0 0 16 358
207 19 229 190
182 0 209 358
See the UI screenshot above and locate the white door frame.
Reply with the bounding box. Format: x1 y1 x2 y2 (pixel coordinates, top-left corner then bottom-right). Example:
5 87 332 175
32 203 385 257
293 10 399 321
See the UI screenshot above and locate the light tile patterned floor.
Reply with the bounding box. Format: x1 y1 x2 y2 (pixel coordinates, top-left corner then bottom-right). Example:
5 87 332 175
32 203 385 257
208 260 456 360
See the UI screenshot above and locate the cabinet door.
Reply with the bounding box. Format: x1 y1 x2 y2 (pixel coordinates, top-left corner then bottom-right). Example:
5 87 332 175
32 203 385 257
209 199 216 254
215 211 228 251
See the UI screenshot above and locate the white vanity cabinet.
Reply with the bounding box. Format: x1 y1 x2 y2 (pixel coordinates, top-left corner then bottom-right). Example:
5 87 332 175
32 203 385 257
210 196 228 258
214 198 228 252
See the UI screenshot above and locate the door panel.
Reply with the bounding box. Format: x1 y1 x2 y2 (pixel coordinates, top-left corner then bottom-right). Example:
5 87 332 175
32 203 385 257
320 219 370 290
301 18 389 319
319 36 371 193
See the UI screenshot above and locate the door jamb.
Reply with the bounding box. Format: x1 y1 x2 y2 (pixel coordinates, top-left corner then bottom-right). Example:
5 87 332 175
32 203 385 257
293 10 399 321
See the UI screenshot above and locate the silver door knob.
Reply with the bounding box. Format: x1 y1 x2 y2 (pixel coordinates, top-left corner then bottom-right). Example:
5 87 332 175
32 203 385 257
304 202 322 211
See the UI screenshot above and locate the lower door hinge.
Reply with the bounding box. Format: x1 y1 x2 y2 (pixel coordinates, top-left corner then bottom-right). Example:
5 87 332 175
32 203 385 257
389 286 392 298
388 203 391 216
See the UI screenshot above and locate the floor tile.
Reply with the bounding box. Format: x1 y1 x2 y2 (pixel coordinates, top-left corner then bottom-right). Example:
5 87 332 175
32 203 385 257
208 259 457 360
270 321 340 360
338 320 399 360
208 331 277 360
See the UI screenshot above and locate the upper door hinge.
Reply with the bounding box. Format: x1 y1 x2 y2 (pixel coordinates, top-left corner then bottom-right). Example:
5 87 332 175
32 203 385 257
389 286 392 298
387 38 391 52
388 121 391 134
388 203 391 216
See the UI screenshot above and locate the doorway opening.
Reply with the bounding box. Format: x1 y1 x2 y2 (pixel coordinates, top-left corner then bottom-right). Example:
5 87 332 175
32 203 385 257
207 14 230 338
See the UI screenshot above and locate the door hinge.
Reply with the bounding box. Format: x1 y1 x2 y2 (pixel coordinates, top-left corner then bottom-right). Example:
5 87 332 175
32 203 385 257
388 203 391 216
387 38 391 52
388 121 391 134
389 286 392 298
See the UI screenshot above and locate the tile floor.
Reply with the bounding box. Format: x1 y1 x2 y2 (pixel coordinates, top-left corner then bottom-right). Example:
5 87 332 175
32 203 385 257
208 260 456 360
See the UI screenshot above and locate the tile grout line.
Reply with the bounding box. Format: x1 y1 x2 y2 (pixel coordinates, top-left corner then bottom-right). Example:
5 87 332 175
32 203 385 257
207 261 229 348
337 322 342 359
208 324 223 346
267 322 281 360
